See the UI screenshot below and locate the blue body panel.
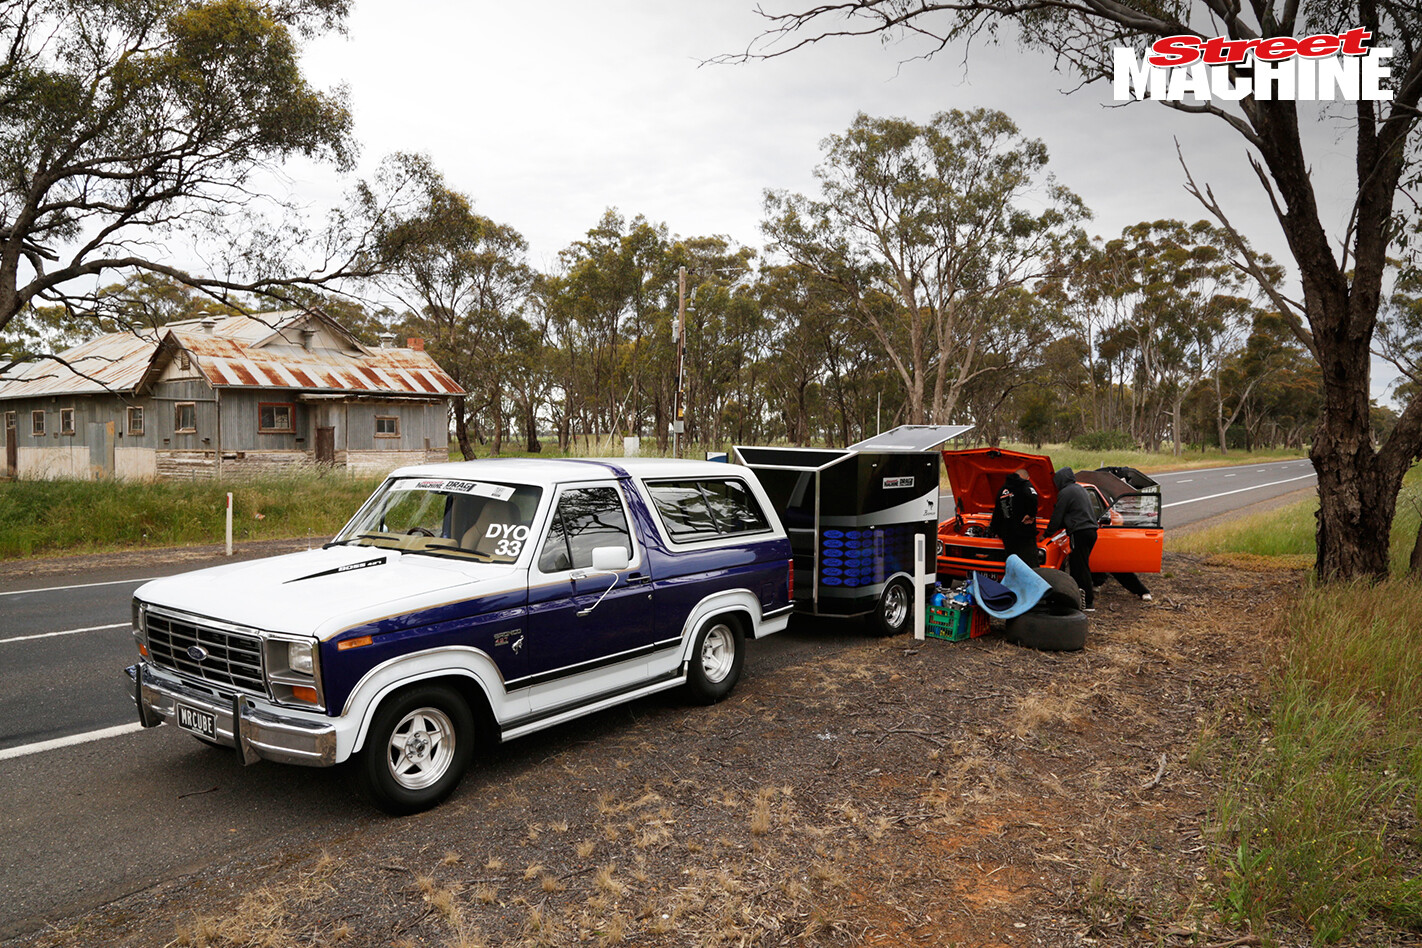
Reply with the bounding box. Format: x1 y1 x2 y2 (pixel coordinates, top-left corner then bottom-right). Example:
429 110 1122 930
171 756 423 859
321 588 527 716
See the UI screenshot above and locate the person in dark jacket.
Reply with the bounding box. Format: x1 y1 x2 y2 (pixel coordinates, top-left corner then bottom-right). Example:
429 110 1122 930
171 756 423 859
989 469 1039 567
1046 467 1098 611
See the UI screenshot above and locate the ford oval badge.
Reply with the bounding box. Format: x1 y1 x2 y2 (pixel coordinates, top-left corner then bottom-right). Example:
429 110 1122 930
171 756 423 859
187 645 209 662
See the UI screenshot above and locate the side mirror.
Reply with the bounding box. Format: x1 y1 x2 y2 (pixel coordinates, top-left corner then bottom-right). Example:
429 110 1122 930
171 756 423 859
590 546 630 572
1098 514 1112 526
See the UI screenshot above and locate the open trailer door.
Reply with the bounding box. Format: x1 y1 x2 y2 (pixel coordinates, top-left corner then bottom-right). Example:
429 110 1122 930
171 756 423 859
734 425 972 633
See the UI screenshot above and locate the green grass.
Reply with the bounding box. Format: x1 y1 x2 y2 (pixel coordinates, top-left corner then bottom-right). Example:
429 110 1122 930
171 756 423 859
0 472 385 560
1212 582 1422 943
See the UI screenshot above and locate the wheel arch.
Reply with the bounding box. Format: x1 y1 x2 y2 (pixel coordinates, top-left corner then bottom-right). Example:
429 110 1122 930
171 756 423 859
675 590 761 667
343 648 505 757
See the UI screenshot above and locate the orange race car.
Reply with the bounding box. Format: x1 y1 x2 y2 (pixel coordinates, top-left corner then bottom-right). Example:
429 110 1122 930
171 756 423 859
936 448 1163 579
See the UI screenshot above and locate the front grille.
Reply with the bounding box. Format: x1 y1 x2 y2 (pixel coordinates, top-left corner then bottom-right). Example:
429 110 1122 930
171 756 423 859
145 609 266 696
941 544 1005 563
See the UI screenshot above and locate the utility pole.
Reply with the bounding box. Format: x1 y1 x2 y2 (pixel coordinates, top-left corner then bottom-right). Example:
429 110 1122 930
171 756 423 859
673 265 686 458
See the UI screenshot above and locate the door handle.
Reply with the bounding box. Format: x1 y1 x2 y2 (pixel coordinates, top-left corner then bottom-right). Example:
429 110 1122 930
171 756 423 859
625 573 651 585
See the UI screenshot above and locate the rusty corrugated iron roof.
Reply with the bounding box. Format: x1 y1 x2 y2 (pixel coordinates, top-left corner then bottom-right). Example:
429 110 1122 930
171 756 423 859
0 311 464 400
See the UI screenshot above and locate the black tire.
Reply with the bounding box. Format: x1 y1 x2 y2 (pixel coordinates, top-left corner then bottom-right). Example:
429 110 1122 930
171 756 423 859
867 577 914 637
357 684 475 816
1005 608 1089 652
1033 567 1082 611
685 616 745 704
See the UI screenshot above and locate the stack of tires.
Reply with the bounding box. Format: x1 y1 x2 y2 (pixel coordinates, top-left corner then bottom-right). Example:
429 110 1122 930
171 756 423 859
1004 568 1088 651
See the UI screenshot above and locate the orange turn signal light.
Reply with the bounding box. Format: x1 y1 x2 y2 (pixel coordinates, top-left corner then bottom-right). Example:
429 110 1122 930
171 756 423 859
138 642 149 657
337 635 373 651
291 685 319 704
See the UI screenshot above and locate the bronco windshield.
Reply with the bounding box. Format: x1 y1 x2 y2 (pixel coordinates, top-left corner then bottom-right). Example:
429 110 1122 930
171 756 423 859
334 477 544 563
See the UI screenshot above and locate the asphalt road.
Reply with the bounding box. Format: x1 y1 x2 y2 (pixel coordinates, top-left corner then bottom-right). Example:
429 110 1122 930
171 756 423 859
0 457 1316 938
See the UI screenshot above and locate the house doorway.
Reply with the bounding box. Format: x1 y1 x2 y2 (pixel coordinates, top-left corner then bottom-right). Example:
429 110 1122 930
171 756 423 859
315 426 335 465
4 416 15 477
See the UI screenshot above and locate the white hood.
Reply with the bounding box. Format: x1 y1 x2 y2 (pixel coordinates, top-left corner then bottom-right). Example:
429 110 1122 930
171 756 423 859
135 545 520 641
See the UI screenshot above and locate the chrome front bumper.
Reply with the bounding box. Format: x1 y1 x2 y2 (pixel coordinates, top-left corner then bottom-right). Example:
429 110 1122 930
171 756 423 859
126 663 338 767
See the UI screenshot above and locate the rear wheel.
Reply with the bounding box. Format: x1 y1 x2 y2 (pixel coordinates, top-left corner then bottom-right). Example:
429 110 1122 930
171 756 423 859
868 577 914 637
358 684 475 815
685 617 745 703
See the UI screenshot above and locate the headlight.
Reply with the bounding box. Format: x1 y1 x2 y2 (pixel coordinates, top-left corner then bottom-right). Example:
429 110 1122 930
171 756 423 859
131 598 144 633
287 641 315 675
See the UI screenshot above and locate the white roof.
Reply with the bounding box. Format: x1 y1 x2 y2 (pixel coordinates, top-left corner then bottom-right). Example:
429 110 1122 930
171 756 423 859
386 457 753 485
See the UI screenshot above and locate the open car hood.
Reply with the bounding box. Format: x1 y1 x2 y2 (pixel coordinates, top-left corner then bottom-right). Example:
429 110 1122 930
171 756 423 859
941 448 1058 517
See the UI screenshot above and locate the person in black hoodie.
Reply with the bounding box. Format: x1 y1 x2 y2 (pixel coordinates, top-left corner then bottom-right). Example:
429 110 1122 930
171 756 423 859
989 468 1039 567
1046 467 1098 611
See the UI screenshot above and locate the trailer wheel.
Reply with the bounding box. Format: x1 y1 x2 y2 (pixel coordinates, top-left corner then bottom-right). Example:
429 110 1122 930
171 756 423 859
868 577 914 637
1005 608 1088 652
1033 567 1082 611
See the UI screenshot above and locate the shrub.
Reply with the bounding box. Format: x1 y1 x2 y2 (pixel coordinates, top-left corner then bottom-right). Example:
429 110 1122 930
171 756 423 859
1069 430 1135 452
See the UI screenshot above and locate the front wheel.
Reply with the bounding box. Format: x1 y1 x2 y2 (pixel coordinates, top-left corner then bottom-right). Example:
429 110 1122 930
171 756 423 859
685 617 745 704
868 577 914 637
357 684 475 816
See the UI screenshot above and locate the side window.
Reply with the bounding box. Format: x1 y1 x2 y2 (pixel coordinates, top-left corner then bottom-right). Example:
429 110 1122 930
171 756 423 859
648 482 719 539
538 487 632 573
700 480 770 534
648 479 770 541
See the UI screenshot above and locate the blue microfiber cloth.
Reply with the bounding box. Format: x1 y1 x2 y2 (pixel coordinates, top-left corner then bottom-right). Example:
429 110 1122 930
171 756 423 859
971 555 1051 620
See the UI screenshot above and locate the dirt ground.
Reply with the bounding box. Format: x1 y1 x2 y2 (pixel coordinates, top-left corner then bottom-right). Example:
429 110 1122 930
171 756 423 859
21 552 1298 948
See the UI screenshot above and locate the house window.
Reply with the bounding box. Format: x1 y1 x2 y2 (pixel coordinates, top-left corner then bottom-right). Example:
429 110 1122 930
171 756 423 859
127 406 144 436
175 402 197 434
31 410 45 436
5 411 16 432
60 408 75 434
178 351 191 371
375 415 399 438
258 402 295 434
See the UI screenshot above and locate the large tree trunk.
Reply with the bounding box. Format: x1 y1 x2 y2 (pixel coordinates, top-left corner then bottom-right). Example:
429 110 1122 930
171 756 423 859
454 406 475 461
1309 323 1401 580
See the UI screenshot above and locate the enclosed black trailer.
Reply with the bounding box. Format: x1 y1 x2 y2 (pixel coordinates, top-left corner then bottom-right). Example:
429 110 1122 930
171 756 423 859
733 425 971 635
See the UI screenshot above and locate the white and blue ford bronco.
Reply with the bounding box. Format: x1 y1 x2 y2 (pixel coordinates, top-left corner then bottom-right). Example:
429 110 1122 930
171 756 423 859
126 458 793 813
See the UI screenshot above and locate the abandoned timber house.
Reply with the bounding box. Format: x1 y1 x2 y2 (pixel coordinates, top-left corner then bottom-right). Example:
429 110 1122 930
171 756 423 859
0 310 463 480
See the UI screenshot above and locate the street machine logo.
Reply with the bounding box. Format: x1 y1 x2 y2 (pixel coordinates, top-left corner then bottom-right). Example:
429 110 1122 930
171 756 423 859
1114 28 1392 101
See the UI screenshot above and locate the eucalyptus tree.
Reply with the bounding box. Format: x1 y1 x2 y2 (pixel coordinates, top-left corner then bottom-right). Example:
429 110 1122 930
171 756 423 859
764 109 1087 426
367 154 534 459
0 0 364 345
735 0 1422 580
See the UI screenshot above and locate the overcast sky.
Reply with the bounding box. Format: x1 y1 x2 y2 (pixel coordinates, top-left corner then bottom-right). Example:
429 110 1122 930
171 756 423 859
291 1 1386 394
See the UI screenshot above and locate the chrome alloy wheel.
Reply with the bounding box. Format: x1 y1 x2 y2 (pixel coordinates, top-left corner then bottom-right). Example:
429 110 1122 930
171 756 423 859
881 582 910 630
699 622 736 684
386 707 456 790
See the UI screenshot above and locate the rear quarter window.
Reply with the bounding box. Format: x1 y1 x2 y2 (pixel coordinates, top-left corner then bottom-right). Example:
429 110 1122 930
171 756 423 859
647 479 770 541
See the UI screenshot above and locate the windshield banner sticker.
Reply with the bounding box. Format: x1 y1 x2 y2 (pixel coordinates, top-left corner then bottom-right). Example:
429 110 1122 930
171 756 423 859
410 479 516 501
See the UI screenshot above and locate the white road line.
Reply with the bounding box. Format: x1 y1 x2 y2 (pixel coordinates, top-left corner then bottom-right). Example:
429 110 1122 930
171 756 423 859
1163 473 1317 508
1178 479 1193 483
0 576 160 598
0 622 129 644
1225 473 1236 477
0 723 147 762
